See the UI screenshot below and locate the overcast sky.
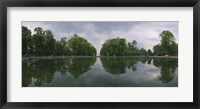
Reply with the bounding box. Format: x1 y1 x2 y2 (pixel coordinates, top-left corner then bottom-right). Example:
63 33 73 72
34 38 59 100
22 21 178 55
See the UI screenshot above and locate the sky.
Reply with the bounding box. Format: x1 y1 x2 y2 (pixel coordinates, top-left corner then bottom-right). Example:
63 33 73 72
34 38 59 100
22 21 178 55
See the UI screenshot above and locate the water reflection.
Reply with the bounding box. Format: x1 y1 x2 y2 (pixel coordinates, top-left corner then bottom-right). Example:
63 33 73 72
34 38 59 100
54 58 96 78
147 58 152 65
100 57 138 75
153 59 178 83
22 60 55 87
66 58 96 78
22 58 96 87
22 58 178 87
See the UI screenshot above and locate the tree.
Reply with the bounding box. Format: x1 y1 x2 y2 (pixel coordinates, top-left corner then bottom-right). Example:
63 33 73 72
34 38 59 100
100 37 127 56
44 30 56 56
153 44 164 56
138 48 147 56
126 40 138 56
54 37 71 56
32 27 46 56
153 30 178 56
132 40 137 48
147 49 153 56
31 27 56 56
68 34 96 56
22 26 32 56
23 26 96 56
169 42 178 56
160 31 175 48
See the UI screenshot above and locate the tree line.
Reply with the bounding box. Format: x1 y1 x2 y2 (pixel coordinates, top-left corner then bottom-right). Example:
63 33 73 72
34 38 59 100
100 30 178 56
22 26 178 57
22 26 96 57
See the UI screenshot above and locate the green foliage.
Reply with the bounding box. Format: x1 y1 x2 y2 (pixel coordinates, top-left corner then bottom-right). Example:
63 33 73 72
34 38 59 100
54 37 70 56
22 26 178 57
22 26 96 56
153 30 178 56
147 49 153 56
100 37 127 56
44 30 56 56
32 27 55 56
153 44 164 56
22 26 32 56
126 40 137 55
68 34 96 56
100 38 148 56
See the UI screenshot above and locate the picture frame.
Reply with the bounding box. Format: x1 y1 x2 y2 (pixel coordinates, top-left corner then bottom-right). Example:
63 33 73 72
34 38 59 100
0 0 199 109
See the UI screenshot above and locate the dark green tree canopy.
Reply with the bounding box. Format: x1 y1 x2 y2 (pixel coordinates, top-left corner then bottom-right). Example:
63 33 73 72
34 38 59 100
22 26 32 56
100 38 148 56
54 37 70 56
153 30 178 56
22 26 96 56
100 37 127 56
68 34 96 56
32 27 55 56
160 30 175 47
22 26 178 57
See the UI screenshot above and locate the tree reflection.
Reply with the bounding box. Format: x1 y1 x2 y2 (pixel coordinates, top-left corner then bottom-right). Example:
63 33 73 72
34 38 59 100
67 58 96 78
126 58 138 72
100 58 138 75
54 59 70 76
22 57 178 87
141 58 148 64
22 62 32 87
153 59 178 83
22 60 56 87
53 58 96 78
22 58 96 87
147 58 152 64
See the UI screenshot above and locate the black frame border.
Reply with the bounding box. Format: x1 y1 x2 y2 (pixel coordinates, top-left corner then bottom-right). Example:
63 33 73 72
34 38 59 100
0 0 199 109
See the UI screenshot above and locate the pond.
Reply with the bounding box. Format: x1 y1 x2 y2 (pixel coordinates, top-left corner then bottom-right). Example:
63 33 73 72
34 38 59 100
22 57 178 87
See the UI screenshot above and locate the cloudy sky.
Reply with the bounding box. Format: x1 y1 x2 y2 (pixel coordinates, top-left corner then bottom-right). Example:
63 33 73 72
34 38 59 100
22 21 178 55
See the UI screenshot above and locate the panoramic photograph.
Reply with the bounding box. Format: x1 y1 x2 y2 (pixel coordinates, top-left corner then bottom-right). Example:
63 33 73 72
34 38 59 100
22 21 178 87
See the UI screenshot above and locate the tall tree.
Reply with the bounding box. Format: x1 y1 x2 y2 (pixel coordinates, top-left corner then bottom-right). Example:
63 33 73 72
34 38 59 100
147 49 153 56
54 37 71 56
132 40 137 48
44 30 55 56
31 27 56 56
153 30 178 56
100 37 127 56
68 34 96 56
22 26 32 56
126 40 138 56
32 27 46 56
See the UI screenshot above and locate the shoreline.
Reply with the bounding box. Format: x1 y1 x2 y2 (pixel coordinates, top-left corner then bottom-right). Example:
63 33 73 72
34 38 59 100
22 56 178 61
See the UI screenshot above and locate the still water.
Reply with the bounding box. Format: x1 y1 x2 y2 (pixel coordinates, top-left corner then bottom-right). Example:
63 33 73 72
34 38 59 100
22 57 178 87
